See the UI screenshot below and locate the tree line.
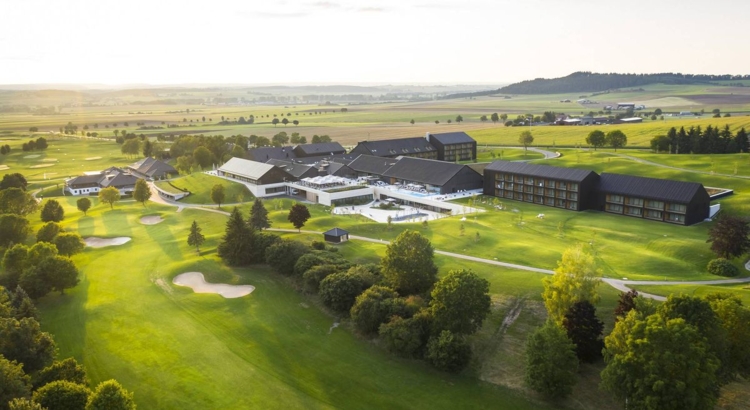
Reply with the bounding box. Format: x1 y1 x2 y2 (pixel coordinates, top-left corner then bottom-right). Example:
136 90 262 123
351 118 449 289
0 173 137 409
208 201 492 373
651 125 749 154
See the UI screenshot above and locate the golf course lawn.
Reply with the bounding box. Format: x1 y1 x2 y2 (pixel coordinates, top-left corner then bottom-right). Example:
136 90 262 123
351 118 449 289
155 172 253 205
34 198 556 410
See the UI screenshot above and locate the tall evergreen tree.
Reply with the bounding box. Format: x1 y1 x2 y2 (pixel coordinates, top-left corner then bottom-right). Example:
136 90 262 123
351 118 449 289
563 300 604 363
217 207 254 266
187 221 205 253
248 199 271 231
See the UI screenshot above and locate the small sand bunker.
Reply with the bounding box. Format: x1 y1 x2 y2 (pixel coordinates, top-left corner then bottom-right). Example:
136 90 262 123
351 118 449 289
30 164 55 169
84 237 132 248
0 165 9 171
23 154 40 158
172 272 255 298
85 156 102 160
140 215 164 225
41 158 58 162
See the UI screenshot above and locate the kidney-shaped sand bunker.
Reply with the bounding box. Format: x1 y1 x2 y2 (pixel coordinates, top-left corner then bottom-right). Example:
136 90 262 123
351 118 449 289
84 237 131 248
172 272 255 298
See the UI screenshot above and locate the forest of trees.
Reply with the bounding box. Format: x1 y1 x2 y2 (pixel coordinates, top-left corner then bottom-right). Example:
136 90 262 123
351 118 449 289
650 125 749 154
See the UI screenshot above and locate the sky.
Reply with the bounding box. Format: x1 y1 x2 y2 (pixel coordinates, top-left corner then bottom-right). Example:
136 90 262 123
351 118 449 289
1 0 749 86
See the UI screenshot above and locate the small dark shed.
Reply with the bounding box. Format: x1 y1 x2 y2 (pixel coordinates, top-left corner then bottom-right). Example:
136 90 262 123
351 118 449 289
323 228 350 243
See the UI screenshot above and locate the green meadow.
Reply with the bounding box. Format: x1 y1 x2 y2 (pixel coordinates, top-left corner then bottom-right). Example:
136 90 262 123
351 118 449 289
155 172 253 204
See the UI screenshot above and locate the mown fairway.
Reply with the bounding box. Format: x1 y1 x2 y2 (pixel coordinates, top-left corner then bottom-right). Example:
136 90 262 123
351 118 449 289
33 198 553 410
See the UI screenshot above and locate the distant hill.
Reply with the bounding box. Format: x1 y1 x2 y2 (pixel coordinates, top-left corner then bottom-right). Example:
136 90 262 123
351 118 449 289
497 72 750 94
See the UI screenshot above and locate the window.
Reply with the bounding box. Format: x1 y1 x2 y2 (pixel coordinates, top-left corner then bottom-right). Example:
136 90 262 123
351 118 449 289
607 194 623 204
645 200 664 209
555 199 566 207
667 203 687 213
557 182 568 190
625 206 642 216
569 183 579 191
535 187 544 195
545 188 555 197
645 209 662 220
524 186 533 193
556 191 566 199
524 177 534 185
625 197 643 207
525 194 533 202
666 213 685 223
535 195 544 203
546 180 555 188
497 182 505 189
606 204 623 213
568 192 578 201
545 197 555 206
567 202 577 210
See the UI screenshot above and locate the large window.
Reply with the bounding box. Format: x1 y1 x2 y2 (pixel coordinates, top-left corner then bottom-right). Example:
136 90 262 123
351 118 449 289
667 203 687 213
665 213 685 223
645 200 664 209
645 209 663 220
625 197 644 206
607 194 623 204
625 206 643 216
606 204 623 213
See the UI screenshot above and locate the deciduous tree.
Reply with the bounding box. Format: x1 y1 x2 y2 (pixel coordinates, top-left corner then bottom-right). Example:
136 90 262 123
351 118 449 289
425 330 471 373
605 130 627 151
614 290 638 321
707 214 750 259
542 244 600 325
132 179 151 206
0 356 31 409
210 184 225 209
76 198 91 216
0 317 56 372
54 233 85 257
193 146 212 169
429 269 490 335
381 230 438 296
585 130 606 150
33 380 91 410
601 312 720 410
40 199 64 222
350 285 403 334
524 321 578 399
0 215 30 248
0 188 37 215
97 187 120 210
85 380 136 410
319 266 374 312
518 130 534 152
287 204 310 232
265 239 309 275
36 222 61 243
34 357 88 388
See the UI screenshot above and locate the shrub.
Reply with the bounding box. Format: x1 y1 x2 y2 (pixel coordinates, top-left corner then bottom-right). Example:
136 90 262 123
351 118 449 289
379 310 432 358
319 267 373 312
350 286 402 334
302 264 341 293
707 258 739 277
425 330 471 373
310 241 326 250
33 380 91 410
265 240 310 275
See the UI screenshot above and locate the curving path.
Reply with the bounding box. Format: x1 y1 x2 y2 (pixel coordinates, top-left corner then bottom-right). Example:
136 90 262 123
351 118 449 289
148 184 750 301
484 146 560 161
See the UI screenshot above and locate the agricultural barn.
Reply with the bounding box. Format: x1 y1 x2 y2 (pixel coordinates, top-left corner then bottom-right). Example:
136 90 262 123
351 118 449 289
127 157 178 180
382 156 483 194
323 227 349 243
350 137 438 159
217 157 293 186
616 117 644 124
483 161 599 211
596 173 709 225
425 132 477 161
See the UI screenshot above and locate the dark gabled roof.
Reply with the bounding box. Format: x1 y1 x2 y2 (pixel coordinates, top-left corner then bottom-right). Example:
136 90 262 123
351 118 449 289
326 162 353 176
67 174 104 186
101 172 138 188
598 173 707 203
129 157 176 177
247 146 296 162
484 161 597 183
293 142 345 157
324 228 349 236
382 156 478 186
289 153 357 165
428 131 475 145
266 159 316 178
347 155 399 175
354 137 435 157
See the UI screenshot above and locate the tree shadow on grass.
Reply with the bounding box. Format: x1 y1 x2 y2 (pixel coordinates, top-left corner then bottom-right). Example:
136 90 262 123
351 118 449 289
77 216 95 238
102 209 132 237
144 222 183 262
37 273 89 362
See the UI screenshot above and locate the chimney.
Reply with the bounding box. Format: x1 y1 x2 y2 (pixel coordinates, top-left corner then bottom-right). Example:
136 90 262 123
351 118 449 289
425 132 430 141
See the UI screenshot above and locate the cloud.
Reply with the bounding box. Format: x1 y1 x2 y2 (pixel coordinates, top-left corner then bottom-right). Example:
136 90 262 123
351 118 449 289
357 6 385 12
254 11 311 18
308 1 341 8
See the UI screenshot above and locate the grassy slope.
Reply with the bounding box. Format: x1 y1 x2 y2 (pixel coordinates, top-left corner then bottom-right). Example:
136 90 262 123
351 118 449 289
155 172 253 204
35 198 551 410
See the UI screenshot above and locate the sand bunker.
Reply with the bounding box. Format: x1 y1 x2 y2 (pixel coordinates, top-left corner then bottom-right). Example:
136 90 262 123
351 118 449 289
84 237 132 248
85 156 102 160
140 215 164 225
30 164 55 168
23 154 40 158
41 158 57 162
0 165 9 171
172 272 255 298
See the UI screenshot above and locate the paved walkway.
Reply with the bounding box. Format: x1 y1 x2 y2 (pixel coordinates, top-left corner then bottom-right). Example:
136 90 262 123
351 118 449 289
148 184 750 301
